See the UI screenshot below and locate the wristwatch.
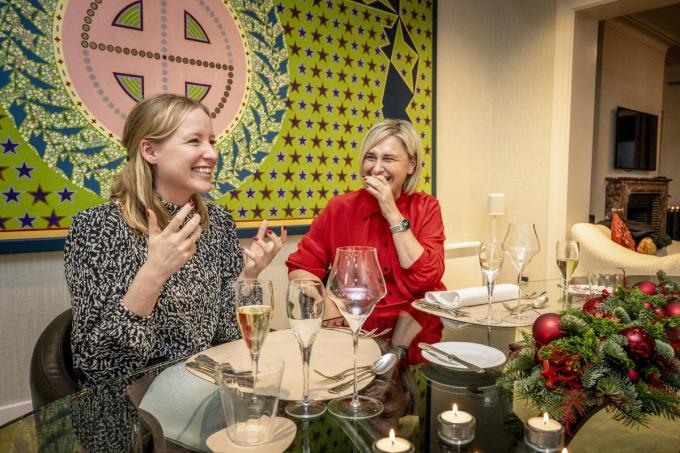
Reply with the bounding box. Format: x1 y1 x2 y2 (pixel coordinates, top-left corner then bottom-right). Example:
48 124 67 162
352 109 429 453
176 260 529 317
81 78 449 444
389 218 410 234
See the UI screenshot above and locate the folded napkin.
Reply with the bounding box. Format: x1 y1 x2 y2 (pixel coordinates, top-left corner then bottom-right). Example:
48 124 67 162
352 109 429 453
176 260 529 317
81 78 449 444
425 284 520 308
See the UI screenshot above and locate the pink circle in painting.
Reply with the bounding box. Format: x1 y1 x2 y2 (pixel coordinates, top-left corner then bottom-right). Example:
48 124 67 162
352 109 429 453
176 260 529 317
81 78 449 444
61 0 248 138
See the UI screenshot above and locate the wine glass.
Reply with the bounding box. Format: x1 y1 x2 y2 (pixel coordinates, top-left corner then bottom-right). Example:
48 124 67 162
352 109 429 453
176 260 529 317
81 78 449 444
234 279 274 387
477 242 503 325
556 241 579 308
326 246 387 419
502 223 540 323
285 279 326 418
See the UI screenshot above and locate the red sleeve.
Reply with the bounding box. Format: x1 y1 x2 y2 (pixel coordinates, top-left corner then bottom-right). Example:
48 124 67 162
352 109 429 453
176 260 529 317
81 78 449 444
396 195 446 295
285 203 333 279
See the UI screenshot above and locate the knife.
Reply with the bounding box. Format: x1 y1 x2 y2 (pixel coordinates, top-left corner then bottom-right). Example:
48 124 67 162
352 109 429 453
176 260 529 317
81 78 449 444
418 342 485 373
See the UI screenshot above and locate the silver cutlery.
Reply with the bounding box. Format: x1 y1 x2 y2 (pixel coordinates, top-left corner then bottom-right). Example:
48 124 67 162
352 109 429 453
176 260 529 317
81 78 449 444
326 353 397 394
501 302 534 314
315 353 396 381
418 342 485 373
325 327 392 338
414 301 470 317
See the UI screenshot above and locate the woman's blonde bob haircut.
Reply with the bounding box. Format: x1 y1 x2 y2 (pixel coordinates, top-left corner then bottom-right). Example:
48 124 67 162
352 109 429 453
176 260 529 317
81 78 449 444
110 93 211 234
359 119 422 195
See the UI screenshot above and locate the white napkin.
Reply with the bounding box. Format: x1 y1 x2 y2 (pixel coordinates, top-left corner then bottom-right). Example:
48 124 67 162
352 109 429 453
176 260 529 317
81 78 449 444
425 284 520 308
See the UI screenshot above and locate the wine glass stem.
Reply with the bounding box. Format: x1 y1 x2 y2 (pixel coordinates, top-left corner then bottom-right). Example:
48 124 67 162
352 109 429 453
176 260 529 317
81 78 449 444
301 345 311 405
516 270 523 311
251 352 260 389
563 278 569 308
351 329 360 408
487 281 494 320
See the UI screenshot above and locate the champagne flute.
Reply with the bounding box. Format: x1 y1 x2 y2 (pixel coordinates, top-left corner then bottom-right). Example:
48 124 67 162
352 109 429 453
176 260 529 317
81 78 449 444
235 279 274 386
285 279 326 418
477 242 503 325
326 246 386 419
502 223 540 324
556 241 579 308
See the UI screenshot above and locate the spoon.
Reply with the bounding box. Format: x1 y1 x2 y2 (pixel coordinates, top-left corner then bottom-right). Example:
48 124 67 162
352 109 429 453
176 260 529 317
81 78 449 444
532 293 549 308
327 353 397 394
317 352 397 381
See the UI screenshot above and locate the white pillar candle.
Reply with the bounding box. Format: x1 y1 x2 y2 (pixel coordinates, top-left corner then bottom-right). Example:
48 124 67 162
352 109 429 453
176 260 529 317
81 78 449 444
372 429 414 453
487 193 505 216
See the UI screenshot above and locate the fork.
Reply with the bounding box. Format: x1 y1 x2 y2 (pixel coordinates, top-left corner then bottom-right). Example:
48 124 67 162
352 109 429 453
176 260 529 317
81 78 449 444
313 364 372 381
501 302 533 314
414 301 470 317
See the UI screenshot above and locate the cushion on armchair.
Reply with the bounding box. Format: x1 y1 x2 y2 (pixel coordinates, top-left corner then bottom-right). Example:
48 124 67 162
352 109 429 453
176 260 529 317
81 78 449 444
610 213 636 250
598 217 673 249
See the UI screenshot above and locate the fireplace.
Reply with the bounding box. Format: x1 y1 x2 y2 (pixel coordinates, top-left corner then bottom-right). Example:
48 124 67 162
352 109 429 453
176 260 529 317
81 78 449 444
604 177 671 230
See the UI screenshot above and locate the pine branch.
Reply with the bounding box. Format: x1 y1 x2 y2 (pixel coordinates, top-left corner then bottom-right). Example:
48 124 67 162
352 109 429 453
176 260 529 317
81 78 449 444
560 314 588 335
655 340 675 360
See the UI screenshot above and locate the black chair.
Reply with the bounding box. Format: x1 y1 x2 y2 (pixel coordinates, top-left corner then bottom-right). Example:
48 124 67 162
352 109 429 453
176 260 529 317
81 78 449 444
30 309 79 410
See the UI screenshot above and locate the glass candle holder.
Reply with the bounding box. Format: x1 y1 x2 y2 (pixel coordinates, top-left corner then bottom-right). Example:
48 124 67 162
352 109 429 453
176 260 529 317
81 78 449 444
437 404 476 446
524 413 565 452
372 429 414 453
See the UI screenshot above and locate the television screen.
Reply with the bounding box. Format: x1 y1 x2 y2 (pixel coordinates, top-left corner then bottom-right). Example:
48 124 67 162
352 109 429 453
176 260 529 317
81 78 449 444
614 107 658 171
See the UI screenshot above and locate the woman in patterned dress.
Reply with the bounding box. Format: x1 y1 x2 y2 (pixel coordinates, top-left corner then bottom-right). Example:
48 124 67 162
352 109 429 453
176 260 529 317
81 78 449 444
65 94 285 386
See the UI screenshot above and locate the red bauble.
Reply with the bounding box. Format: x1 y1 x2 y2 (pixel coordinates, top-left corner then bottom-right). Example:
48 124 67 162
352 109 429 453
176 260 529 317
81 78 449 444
643 302 653 310
666 327 680 354
620 327 656 361
636 281 657 296
583 297 605 316
665 301 680 318
627 369 640 383
532 313 564 346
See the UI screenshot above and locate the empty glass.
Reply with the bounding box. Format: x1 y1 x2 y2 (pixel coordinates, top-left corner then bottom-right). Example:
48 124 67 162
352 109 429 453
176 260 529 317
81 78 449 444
216 354 284 446
477 242 503 324
326 246 387 419
285 279 326 419
502 223 540 323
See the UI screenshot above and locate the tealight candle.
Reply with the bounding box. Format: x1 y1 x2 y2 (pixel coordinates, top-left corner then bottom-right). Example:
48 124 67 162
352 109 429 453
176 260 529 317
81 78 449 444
437 403 476 446
372 429 414 453
524 412 565 452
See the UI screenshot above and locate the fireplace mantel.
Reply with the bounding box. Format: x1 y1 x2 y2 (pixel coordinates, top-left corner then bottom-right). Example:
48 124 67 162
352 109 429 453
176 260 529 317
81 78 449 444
605 177 671 230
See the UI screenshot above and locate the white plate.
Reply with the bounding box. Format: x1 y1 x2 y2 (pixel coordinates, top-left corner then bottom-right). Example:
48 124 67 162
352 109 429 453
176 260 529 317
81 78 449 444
185 329 381 401
206 417 296 453
422 342 506 371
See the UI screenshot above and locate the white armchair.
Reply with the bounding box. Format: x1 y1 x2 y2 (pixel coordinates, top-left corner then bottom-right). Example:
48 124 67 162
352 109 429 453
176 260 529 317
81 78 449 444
570 223 680 276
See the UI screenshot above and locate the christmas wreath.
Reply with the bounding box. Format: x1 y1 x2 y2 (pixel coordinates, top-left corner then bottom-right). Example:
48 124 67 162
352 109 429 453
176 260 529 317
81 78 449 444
497 271 680 434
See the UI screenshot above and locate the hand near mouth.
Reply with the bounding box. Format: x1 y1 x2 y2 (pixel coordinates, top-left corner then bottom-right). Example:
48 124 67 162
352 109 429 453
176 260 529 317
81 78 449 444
363 175 401 225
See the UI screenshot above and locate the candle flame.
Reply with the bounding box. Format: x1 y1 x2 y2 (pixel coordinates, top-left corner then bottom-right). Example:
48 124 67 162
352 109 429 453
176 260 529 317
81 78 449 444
453 403 458 415
389 429 395 445
542 412 549 424
562 449 568 453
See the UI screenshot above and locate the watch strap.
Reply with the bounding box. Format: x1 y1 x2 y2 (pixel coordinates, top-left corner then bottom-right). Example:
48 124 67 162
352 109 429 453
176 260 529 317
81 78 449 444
389 218 410 234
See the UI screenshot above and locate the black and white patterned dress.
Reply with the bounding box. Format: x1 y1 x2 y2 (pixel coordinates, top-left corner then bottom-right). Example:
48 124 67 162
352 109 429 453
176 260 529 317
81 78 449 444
64 201 243 387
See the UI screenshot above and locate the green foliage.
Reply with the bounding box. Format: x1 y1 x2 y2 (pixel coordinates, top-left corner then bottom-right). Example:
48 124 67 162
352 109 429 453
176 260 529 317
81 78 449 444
497 272 680 431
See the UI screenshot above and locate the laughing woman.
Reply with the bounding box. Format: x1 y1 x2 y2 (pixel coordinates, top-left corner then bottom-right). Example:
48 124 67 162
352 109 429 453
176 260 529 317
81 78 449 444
65 94 285 387
286 119 445 363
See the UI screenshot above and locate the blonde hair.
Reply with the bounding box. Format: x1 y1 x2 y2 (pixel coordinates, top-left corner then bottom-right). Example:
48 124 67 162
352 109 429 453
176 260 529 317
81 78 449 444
359 119 423 194
110 94 211 234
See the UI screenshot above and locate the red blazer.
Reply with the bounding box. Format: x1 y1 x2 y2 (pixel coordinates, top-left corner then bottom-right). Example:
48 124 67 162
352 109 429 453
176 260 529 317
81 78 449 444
286 189 446 363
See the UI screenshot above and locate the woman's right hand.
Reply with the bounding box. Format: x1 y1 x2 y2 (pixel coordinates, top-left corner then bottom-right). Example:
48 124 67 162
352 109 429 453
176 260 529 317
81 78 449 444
145 203 202 280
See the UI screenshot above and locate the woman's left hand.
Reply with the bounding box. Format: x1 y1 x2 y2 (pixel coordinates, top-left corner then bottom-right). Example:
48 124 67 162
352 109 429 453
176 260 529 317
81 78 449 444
363 175 400 223
240 220 287 279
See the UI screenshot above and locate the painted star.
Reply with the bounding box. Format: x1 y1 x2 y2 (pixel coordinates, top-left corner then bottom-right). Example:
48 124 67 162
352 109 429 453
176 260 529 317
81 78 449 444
283 204 294 217
282 168 294 181
2 186 21 203
0 217 9 229
56 185 75 202
276 188 286 198
1 138 18 154
269 207 278 216
268 169 278 180
251 205 263 219
42 209 64 227
238 206 248 218
298 206 307 216
18 212 36 228
245 188 256 198
15 162 34 178
261 187 272 200
28 184 50 205
229 190 240 200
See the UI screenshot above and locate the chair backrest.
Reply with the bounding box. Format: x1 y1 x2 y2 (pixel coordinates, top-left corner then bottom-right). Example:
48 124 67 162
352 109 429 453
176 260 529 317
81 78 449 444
30 309 78 410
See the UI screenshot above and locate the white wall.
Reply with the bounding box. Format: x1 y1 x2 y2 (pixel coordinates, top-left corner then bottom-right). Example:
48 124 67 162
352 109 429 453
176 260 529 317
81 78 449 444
437 0 557 282
589 20 668 222
660 65 680 204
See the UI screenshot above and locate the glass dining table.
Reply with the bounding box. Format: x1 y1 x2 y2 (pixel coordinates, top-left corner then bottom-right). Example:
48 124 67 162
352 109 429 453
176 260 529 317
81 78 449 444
2 276 678 452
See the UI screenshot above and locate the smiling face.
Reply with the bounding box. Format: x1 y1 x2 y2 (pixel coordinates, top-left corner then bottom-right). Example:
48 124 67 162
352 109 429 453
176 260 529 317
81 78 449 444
361 135 416 200
141 108 217 205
